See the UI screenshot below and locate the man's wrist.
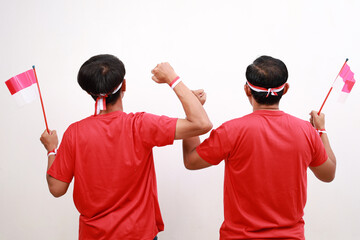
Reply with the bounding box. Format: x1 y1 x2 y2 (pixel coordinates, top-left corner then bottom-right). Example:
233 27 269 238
316 129 327 137
47 148 58 157
166 73 178 84
169 76 181 89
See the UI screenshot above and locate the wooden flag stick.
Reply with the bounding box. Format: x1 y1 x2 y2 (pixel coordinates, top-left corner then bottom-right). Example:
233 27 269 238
318 58 348 115
32 66 50 134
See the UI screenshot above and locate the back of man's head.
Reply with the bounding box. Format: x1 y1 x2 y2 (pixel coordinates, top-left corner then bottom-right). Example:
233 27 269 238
78 54 126 105
246 56 288 105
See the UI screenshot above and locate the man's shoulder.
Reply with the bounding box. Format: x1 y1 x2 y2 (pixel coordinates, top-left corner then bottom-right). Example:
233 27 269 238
215 114 253 133
221 112 261 126
220 111 311 129
63 111 129 131
282 112 312 126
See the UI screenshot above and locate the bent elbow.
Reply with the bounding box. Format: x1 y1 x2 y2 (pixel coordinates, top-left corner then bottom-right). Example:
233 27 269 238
49 188 66 198
317 171 336 183
205 121 213 132
322 178 334 183
184 161 196 170
199 120 213 134
52 193 63 198
184 163 200 171
47 174 69 198
183 155 199 170
324 158 336 182
323 173 336 183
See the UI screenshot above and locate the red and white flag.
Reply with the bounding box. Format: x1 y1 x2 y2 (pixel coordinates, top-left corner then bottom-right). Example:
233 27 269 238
318 59 356 114
336 62 356 102
5 69 39 106
339 63 355 93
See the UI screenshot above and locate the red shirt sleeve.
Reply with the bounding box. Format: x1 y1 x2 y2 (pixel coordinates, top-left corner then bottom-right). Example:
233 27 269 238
196 124 232 165
309 127 328 167
47 124 76 183
136 113 177 148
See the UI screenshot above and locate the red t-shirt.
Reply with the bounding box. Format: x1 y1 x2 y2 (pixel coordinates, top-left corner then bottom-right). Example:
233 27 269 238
48 111 177 240
196 110 328 240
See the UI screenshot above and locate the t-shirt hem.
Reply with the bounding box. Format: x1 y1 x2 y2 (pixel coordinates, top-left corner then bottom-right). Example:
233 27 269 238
47 169 72 183
168 118 178 145
196 147 218 165
309 154 328 167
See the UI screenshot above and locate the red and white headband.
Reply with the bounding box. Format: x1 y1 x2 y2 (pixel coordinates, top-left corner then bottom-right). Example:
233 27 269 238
93 81 123 115
246 81 286 97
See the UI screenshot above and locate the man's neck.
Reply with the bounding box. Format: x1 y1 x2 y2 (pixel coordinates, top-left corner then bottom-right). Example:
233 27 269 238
252 102 280 112
99 97 124 115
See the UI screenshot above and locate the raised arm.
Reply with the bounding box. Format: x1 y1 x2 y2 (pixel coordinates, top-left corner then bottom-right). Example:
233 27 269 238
40 130 70 197
309 111 336 182
182 90 213 170
151 63 212 139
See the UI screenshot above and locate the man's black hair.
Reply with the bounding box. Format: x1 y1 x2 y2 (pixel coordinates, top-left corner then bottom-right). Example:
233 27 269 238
246 55 288 105
78 54 125 105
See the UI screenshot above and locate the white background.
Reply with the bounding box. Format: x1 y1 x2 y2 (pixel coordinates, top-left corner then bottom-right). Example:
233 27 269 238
0 0 359 239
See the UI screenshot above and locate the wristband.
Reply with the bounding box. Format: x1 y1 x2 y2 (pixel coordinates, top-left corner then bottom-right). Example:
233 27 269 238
316 129 327 136
47 148 58 157
169 76 181 89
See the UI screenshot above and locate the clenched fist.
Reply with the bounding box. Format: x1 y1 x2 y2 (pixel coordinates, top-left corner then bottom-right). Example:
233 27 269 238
40 130 58 152
309 110 325 130
151 62 178 84
192 89 207 105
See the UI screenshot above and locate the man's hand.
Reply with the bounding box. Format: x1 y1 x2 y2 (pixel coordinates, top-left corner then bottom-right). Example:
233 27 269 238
151 62 178 84
309 110 325 129
40 130 58 152
192 89 207 105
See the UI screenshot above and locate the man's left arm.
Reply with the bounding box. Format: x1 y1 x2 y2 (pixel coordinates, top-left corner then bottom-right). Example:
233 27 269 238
183 136 212 170
182 90 213 170
40 130 70 197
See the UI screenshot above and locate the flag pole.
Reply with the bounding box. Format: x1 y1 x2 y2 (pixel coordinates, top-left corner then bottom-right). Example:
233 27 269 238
32 66 50 134
318 58 349 115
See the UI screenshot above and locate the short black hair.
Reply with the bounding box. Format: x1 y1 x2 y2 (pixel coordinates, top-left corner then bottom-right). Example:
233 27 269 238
77 54 125 105
246 55 288 105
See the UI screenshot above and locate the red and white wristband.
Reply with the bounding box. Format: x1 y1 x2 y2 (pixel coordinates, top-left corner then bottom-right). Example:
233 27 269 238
169 76 181 89
316 129 327 136
47 148 58 157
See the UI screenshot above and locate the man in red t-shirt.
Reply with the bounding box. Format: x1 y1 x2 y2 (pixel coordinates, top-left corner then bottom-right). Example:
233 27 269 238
183 56 336 240
40 54 212 240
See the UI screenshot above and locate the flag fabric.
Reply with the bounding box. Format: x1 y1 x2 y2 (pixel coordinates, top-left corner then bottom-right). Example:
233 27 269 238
339 63 356 93
318 60 356 113
5 69 39 106
335 62 356 103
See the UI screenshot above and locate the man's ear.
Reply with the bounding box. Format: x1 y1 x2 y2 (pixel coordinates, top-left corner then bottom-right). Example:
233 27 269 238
121 79 126 92
244 84 252 97
283 83 289 95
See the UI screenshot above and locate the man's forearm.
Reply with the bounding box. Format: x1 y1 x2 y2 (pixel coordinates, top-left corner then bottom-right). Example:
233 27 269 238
174 82 209 123
183 136 201 168
321 133 336 166
173 81 212 137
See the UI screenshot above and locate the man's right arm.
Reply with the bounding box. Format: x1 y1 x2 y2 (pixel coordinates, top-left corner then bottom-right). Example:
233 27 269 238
151 63 213 139
309 111 336 182
40 130 70 197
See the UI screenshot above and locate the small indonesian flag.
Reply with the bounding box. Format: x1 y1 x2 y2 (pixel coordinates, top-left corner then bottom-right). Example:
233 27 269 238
339 63 355 93
337 62 356 103
5 69 39 106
